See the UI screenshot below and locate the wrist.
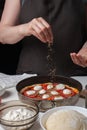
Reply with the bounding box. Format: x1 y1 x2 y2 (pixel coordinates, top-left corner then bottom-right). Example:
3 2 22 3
18 23 31 38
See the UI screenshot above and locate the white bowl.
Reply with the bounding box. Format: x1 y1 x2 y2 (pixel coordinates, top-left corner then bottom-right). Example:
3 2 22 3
40 106 87 130
0 86 5 96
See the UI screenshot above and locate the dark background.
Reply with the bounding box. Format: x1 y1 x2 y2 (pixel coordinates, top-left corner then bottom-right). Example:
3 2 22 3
0 0 22 75
0 0 5 12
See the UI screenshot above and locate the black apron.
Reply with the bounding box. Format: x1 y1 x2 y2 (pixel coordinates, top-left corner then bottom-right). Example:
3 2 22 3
17 0 87 76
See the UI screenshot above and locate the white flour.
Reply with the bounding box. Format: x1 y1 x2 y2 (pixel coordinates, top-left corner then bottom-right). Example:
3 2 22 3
2 107 34 121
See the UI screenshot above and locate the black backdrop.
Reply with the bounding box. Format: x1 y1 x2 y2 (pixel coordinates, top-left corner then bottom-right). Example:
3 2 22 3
0 0 22 75
0 0 5 10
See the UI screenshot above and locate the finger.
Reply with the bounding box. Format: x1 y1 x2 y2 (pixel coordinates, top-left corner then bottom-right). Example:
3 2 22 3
70 53 80 64
31 21 47 43
77 54 87 67
33 19 49 43
38 17 53 43
70 53 86 67
31 27 47 43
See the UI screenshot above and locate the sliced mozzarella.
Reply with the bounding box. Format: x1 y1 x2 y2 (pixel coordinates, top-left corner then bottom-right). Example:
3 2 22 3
39 89 46 94
56 84 65 90
42 94 50 99
33 85 42 90
63 89 71 95
54 96 64 100
47 84 53 90
26 90 35 95
51 90 59 95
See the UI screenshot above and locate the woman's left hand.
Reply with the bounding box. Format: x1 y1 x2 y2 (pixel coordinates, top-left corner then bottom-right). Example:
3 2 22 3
70 47 87 68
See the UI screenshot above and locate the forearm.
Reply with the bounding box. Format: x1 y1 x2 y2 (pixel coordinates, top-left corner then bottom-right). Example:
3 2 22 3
0 23 27 44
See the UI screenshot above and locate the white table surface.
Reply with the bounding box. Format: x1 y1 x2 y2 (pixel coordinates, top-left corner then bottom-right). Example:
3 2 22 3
0 76 87 130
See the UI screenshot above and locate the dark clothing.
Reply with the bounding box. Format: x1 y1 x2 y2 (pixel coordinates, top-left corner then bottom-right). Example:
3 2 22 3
0 0 5 18
17 0 87 76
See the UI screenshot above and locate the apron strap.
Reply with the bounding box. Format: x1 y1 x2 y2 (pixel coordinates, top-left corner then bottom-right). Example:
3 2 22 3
21 0 25 6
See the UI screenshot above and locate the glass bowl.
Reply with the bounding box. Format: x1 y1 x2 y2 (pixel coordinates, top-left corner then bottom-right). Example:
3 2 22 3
0 100 39 130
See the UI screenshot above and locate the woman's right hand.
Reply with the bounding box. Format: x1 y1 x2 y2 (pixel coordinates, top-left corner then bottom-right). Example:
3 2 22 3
24 17 53 44
0 0 53 44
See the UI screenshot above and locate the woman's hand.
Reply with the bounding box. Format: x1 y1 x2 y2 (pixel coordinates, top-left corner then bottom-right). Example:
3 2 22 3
70 44 87 68
24 17 53 44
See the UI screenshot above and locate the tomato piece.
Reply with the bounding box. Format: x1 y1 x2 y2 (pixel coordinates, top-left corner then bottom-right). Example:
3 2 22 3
48 95 54 100
53 83 59 86
42 84 48 90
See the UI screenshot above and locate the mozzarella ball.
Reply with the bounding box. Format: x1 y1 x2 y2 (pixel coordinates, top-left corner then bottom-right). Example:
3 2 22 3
51 90 59 95
42 94 50 99
33 85 42 90
39 89 46 94
47 84 53 90
63 89 71 95
26 90 35 95
54 96 64 100
56 84 65 90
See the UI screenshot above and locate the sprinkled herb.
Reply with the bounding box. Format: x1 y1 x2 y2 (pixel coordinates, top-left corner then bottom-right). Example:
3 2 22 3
47 43 56 81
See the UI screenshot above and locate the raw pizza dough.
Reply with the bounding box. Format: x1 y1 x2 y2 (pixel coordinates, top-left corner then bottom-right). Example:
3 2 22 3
46 109 87 130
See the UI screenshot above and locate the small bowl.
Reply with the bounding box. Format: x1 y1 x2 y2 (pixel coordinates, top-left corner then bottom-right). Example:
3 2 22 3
40 106 87 130
0 85 5 96
0 100 39 130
